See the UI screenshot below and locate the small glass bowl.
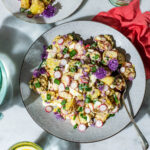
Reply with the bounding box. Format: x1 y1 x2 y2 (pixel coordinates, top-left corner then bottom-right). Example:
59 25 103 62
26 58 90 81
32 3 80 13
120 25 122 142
109 0 132 6
0 61 7 105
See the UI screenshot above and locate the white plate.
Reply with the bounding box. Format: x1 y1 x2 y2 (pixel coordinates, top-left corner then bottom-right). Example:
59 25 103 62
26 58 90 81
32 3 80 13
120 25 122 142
2 0 83 24
20 21 146 142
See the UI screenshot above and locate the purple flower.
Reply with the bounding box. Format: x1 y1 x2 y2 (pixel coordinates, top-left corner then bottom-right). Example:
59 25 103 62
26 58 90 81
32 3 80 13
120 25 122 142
54 112 64 120
33 69 40 78
108 59 118 71
94 67 107 79
41 51 48 60
98 85 104 91
42 5 56 18
43 45 47 51
39 67 46 74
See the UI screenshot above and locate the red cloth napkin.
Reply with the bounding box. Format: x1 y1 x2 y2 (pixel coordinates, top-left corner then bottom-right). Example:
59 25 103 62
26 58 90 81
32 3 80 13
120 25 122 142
92 0 150 79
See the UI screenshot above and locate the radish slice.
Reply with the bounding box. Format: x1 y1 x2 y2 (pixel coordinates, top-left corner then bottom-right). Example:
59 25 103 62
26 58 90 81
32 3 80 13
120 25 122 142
81 77 89 83
78 124 86 132
103 85 109 91
64 76 70 86
95 120 103 128
99 104 107 112
58 38 64 45
111 106 119 114
59 83 65 92
85 107 91 114
120 67 125 73
64 54 69 58
71 81 78 89
60 59 67 66
77 101 84 107
45 106 52 113
54 71 61 79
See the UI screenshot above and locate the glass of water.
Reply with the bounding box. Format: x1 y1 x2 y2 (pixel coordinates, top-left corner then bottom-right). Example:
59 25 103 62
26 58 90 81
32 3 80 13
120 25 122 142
109 0 132 6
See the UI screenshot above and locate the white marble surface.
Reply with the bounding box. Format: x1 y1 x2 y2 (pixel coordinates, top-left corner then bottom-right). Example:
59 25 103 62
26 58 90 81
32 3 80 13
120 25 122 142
0 0 150 150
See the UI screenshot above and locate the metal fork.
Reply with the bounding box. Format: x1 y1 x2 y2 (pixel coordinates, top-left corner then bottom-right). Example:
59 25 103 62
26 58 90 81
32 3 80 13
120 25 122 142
121 77 149 150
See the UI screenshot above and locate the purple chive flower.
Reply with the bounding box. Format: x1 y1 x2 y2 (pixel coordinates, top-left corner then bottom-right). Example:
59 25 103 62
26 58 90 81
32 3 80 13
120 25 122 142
39 67 46 74
43 45 47 51
108 59 118 71
94 67 107 79
54 113 64 120
33 69 40 78
41 51 48 60
42 5 56 18
98 85 104 91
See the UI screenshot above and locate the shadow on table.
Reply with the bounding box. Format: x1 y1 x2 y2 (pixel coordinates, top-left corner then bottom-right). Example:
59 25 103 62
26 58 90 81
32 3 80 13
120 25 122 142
35 132 80 150
135 80 150 121
0 16 52 111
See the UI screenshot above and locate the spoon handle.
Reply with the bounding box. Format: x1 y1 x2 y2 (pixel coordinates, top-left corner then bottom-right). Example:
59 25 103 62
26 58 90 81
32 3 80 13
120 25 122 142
122 100 149 150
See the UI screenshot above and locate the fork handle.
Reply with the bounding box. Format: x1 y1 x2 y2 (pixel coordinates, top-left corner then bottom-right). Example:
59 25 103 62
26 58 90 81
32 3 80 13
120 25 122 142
123 100 149 149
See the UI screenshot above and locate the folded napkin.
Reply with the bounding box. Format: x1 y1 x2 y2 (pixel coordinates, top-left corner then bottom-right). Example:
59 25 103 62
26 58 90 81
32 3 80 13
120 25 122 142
92 0 150 79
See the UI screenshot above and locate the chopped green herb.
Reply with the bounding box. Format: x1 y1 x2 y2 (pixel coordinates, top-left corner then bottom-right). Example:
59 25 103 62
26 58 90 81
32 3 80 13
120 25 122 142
79 84 84 91
35 82 40 88
91 42 97 48
106 56 109 61
54 66 60 71
93 54 99 60
80 113 87 120
27 11 32 15
101 60 106 65
108 114 115 118
114 94 119 104
91 60 96 64
54 79 60 85
70 66 77 72
65 87 69 90
63 106 66 109
70 50 77 57
75 61 82 67
63 47 69 54
73 124 78 129
47 94 51 100
61 100 67 106
57 108 61 113
93 99 98 103
85 87 92 91
48 45 52 49
91 66 97 72
73 115 76 120
85 97 91 103
20 8 26 13
77 107 83 112
86 54 90 57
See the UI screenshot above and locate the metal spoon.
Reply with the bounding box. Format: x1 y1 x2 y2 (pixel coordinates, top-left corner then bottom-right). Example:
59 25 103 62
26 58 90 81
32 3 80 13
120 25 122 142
121 76 149 150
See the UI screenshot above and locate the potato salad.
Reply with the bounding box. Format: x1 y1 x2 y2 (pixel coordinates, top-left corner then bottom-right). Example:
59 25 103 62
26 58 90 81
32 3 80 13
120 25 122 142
29 34 136 132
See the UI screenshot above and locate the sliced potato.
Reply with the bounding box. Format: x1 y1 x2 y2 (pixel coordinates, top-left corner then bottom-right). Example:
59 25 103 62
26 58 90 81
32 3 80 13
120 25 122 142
117 52 126 64
21 0 30 9
100 76 115 85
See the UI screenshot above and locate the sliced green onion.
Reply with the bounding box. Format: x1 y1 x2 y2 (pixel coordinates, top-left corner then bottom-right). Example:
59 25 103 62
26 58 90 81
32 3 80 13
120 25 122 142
57 108 61 113
35 82 40 88
91 42 97 48
70 50 77 57
77 107 83 112
70 67 77 72
61 100 67 106
91 66 97 72
80 113 87 120
20 8 26 13
75 61 82 67
85 97 91 103
63 47 69 54
47 94 51 100
114 94 119 104
73 115 76 120
73 124 78 129
54 66 60 71
65 87 69 90
54 79 60 85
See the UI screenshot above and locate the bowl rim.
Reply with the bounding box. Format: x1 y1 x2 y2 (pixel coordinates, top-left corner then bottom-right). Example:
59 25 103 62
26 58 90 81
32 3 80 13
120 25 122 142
19 20 146 143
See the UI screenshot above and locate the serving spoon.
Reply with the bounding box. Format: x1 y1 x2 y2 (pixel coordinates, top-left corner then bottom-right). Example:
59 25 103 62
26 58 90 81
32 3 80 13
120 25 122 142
121 76 149 150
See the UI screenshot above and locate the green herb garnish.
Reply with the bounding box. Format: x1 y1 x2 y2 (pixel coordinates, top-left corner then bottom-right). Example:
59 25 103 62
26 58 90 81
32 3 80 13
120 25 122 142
54 66 60 71
77 107 83 112
91 60 96 64
101 60 106 65
48 45 52 49
57 108 61 113
91 66 97 72
70 66 77 72
85 96 91 103
73 115 76 120
93 54 99 60
27 11 32 15
47 94 51 100
75 61 82 67
91 42 97 48
73 124 78 129
20 8 26 13
80 113 87 120
54 79 60 85
70 50 77 57
65 87 69 90
61 100 67 106
63 47 69 54
114 94 119 104
35 82 40 88
85 87 92 91
108 114 115 118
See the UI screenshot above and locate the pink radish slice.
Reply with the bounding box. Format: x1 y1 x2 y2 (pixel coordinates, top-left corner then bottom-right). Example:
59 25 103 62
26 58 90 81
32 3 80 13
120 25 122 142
99 104 107 112
78 124 86 132
64 76 70 85
103 85 109 91
111 106 119 114
60 59 67 66
120 67 125 73
81 78 88 83
59 83 65 92
71 81 78 89
77 101 84 107
95 120 103 128
64 54 69 58
58 38 64 45
54 71 61 79
45 106 52 113
85 107 91 114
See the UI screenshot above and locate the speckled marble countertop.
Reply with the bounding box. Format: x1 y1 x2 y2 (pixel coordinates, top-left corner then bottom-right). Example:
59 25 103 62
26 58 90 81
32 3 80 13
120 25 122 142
0 0 150 150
